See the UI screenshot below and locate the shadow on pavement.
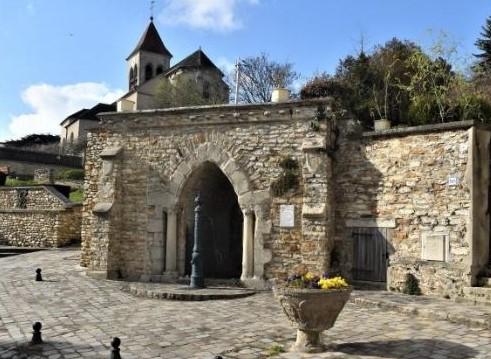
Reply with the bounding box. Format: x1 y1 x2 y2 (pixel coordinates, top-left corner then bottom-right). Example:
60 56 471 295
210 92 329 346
334 339 478 358
0 340 102 358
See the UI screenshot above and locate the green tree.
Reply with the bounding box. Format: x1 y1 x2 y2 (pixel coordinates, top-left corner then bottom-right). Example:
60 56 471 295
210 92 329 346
301 38 421 129
475 15 491 75
403 32 491 123
235 53 300 103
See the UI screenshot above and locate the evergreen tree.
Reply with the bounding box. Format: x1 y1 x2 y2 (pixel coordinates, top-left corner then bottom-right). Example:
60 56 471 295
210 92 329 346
475 15 491 74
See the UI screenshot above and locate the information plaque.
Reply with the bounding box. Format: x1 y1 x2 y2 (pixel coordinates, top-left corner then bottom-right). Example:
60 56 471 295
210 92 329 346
280 205 295 227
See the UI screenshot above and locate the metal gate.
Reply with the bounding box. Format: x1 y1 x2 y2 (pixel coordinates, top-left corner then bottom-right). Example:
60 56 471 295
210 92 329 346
352 227 388 282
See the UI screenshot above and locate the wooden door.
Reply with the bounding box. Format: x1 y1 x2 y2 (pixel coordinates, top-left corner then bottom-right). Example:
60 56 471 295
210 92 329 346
352 227 387 282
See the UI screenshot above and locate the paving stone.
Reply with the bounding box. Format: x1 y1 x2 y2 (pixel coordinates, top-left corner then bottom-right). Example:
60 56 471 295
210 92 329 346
1 248 491 358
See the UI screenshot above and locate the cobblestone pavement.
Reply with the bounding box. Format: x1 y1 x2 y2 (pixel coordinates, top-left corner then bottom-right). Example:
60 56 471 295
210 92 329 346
1 248 491 359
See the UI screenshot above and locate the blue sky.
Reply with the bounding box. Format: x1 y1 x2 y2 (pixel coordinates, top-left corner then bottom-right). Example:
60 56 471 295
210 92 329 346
0 0 490 142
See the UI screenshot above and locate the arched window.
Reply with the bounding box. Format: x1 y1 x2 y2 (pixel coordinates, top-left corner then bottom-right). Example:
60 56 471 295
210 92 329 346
156 66 164 75
129 65 138 89
129 68 134 89
145 64 153 81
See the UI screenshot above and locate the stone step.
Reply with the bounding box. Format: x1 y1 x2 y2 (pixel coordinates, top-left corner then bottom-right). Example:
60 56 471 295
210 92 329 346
351 280 387 291
459 287 491 307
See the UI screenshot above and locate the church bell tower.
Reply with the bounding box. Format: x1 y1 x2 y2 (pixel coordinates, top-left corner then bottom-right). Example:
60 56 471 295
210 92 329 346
126 17 172 91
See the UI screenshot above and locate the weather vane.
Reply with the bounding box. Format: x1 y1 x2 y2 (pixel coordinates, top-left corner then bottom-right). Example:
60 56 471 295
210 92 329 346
150 0 155 21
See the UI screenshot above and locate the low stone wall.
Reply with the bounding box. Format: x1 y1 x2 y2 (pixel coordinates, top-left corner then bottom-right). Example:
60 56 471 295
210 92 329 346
0 186 82 247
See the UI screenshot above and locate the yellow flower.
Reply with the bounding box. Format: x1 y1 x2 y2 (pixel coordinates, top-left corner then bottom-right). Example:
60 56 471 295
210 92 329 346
318 276 348 290
303 272 316 282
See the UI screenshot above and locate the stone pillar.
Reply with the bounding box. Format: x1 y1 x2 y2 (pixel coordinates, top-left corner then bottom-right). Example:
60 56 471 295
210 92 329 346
241 209 254 279
165 209 178 273
34 168 54 184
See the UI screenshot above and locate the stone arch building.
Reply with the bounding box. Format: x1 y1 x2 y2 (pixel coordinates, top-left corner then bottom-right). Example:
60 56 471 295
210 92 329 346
81 100 334 288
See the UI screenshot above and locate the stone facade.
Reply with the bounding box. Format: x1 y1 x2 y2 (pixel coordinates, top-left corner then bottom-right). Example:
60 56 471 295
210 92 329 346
80 100 491 298
334 121 490 298
81 100 334 284
0 186 82 247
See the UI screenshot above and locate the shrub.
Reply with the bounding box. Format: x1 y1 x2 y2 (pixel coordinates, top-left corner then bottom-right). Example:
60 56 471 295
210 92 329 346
56 169 85 181
403 273 421 295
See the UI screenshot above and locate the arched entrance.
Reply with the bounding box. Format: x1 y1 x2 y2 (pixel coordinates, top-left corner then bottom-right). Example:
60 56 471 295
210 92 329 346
179 161 243 279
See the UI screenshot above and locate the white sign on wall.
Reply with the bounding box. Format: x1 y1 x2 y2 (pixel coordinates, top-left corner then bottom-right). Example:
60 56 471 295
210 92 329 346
421 233 448 262
447 176 459 186
280 205 295 227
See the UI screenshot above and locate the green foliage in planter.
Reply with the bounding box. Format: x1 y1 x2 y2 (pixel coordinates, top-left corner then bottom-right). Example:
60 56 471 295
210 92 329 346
272 157 300 197
403 273 421 295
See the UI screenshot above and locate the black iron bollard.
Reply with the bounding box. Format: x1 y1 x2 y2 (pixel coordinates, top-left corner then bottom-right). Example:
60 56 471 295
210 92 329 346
110 337 121 359
190 194 205 288
31 322 43 344
35 268 43 281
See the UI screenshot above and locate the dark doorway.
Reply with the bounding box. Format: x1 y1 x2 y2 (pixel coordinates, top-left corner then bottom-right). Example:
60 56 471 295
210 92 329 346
181 162 243 279
352 227 388 282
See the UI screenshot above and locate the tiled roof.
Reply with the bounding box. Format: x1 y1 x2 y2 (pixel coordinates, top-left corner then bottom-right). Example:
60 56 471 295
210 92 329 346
165 49 223 77
60 103 116 126
126 20 172 60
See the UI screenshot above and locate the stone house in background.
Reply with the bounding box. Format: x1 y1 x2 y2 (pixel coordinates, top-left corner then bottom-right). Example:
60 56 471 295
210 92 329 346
60 103 116 154
80 96 491 299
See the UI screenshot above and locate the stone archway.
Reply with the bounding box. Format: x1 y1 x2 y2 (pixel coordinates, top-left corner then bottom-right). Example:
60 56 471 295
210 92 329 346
179 161 243 279
145 142 272 285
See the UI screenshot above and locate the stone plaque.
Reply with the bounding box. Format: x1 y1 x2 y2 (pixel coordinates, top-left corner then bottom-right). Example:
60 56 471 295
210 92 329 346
421 234 446 261
280 205 295 227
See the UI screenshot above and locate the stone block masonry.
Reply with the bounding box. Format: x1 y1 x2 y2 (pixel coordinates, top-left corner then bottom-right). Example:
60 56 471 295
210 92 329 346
334 121 490 298
0 186 82 247
81 100 335 285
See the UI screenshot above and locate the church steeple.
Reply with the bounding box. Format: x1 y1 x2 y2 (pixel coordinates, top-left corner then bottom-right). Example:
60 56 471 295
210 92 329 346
126 19 172 90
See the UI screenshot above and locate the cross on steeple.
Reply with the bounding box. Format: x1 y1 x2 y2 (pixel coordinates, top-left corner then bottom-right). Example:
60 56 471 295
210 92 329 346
150 0 155 21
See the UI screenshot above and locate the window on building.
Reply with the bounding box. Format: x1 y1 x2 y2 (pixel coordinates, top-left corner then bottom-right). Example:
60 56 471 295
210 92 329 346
156 66 164 75
145 64 153 81
129 68 134 89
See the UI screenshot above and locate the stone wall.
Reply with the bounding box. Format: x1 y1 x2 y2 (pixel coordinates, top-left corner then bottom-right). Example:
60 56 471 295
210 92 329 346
334 120 488 298
80 98 490 296
0 186 82 247
0 147 83 178
81 100 334 283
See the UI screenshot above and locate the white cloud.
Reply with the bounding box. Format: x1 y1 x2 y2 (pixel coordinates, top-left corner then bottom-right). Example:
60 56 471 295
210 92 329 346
160 0 258 32
4 83 124 141
26 3 35 15
216 57 236 75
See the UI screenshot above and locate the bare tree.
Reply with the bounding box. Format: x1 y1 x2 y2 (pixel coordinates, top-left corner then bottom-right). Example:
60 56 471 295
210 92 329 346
235 53 300 103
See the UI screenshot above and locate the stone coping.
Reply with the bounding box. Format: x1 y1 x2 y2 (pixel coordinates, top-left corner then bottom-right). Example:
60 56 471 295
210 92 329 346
121 282 259 301
99 98 333 118
364 119 490 138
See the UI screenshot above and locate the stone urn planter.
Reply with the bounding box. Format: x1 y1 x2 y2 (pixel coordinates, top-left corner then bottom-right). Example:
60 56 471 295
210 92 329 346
273 286 352 353
374 118 390 131
271 87 290 102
